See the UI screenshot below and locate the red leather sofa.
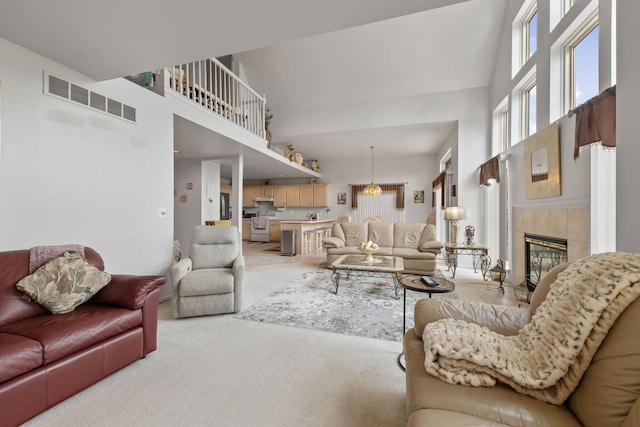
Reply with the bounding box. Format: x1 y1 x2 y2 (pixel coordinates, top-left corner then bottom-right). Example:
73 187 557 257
0 247 165 426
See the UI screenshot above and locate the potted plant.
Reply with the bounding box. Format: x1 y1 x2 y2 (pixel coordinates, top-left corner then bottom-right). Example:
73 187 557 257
265 108 273 129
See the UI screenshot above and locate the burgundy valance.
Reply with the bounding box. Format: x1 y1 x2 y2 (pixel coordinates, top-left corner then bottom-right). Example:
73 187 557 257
351 183 405 210
432 172 446 209
571 85 616 160
479 155 500 186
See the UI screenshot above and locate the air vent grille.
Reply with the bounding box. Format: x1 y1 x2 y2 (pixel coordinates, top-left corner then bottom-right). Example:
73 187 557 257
44 72 136 123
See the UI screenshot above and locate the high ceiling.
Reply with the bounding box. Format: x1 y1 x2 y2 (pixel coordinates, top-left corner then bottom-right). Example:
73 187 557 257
0 0 508 180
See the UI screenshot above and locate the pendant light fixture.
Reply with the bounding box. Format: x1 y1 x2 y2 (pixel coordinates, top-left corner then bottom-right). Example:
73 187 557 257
363 145 383 196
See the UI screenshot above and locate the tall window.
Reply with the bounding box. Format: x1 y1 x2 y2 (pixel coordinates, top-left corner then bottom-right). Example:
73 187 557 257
525 8 538 60
500 107 511 152
512 0 537 76
568 24 599 109
524 80 537 137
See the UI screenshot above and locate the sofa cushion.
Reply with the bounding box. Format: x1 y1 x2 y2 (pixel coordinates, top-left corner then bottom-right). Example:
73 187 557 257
0 333 43 383
322 237 345 248
179 269 234 297
340 223 368 247
404 332 581 427
392 247 435 260
0 304 142 365
368 222 394 247
393 223 426 249
15 251 111 314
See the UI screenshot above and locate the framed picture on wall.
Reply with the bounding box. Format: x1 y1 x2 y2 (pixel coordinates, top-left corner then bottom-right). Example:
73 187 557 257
337 192 347 205
414 190 425 203
524 122 561 199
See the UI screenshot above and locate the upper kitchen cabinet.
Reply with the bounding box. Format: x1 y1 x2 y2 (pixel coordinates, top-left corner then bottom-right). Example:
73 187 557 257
299 184 329 207
312 184 329 207
285 186 300 207
243 187 257 207
255 186 274 198
274 186 287 207
299 185 314 206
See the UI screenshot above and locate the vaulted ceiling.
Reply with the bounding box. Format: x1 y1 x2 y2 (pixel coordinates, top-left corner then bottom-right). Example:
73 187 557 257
0 0 508 179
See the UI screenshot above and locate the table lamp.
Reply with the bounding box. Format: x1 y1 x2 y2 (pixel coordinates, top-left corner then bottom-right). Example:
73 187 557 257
444 206 466 244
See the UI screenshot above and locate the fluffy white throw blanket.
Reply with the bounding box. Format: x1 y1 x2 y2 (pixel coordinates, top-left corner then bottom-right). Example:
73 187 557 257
422 252 640 404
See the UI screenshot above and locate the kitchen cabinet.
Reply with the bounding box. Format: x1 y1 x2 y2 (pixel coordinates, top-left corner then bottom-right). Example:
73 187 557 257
286 186 300 207
269 220 281 242
255 186 274 198
274 186 287 207
312 184 329 206
243 187 257 207
299 185 314 206
296 184 330 207
242 219 251 241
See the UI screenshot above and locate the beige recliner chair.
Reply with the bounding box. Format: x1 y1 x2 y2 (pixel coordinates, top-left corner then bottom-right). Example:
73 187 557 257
170 225 244 318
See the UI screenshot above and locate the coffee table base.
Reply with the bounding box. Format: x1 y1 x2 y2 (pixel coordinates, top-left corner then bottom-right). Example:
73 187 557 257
331 269 401 299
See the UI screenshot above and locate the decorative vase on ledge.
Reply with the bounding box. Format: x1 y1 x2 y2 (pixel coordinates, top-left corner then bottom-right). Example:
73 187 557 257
265 121 272 149
294 153 303 165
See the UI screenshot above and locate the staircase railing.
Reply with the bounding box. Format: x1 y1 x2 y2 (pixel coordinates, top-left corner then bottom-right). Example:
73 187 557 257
166 58 266 139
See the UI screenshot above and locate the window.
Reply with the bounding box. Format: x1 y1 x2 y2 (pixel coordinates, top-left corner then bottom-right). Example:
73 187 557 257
512 0 537 76
568 24 599 109
500 107 511 152
493 97 510 154
551 0 575 29
525 9 538 61
524 80 537 137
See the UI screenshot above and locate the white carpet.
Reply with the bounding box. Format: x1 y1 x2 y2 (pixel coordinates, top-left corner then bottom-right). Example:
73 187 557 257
25 300 407 427
235 269 458 342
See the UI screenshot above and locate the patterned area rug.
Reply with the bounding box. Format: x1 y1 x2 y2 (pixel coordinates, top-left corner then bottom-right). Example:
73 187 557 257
235 269 459 342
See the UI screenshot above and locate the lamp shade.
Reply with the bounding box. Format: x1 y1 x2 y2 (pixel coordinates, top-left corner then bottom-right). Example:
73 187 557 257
444 206 466 221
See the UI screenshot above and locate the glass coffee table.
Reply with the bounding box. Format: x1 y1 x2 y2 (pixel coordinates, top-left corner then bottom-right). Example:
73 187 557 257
397 273 455 370
330 254 404 299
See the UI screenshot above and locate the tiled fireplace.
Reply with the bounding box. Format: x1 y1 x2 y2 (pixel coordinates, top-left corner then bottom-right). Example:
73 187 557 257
512 207 589 288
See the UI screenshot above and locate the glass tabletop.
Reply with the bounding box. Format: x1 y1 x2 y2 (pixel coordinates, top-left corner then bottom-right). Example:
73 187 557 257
332 254 403 271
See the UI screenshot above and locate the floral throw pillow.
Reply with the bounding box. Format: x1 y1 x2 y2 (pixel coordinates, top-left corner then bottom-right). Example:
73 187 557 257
16 251 111 314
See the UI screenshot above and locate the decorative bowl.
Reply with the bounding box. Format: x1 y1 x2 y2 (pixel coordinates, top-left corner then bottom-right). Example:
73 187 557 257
358 247 378 263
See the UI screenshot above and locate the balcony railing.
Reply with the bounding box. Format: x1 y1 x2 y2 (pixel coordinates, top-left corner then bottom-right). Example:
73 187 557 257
166 58 266 139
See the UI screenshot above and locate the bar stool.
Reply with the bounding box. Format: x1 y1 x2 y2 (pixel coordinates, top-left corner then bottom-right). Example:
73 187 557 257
304 230 324 254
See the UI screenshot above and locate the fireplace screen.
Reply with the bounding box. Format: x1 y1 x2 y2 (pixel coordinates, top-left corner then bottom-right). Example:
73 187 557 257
524 234 568 291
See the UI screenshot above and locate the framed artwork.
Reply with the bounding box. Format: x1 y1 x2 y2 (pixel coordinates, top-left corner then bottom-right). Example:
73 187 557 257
524 122 561 199
337 192 347 205
414 190 425 204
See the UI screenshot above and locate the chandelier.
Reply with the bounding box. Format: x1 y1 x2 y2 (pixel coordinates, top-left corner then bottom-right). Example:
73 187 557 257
363 145 382 196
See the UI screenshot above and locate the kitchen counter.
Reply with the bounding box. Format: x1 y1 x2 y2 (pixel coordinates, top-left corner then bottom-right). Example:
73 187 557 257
280 218 336 255
278 218 336 224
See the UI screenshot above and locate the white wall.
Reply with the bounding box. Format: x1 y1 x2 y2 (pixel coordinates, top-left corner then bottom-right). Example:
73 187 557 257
174 159 204 259
0 37 174 297
616 0 640 253
315 154 438 223
274 87 491 242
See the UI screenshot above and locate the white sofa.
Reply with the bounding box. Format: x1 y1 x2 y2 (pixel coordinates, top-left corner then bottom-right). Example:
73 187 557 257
323 222 443 275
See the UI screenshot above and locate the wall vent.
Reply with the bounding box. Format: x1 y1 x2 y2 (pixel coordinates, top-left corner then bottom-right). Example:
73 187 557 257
44 72 137 123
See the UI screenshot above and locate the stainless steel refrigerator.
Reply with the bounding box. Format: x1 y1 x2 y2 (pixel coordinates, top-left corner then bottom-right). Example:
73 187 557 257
220 193 230 220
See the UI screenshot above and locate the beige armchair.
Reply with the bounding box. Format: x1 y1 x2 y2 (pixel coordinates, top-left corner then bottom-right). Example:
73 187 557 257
170 225 244 318
405 260 640 426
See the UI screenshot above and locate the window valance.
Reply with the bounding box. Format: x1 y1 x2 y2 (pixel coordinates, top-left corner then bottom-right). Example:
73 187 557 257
479 155 500 186
432 171 446 209
351 183 405 209
570 85 616 160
